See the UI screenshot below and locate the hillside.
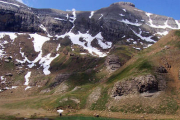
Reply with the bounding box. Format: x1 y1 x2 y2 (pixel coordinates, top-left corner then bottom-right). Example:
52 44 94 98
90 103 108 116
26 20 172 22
0 0 180 119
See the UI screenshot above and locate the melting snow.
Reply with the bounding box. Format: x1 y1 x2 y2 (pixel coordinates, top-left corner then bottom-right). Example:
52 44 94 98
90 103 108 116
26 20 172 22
175 20 180 29
24 71 31 86
99 14 103 20
39 53 59 75
0 32 18 59
0 32 18 42
69 9 76 23
146 12 180 30
0 0 20 7
25 86 32 91
16 33 59 75
118 19 142 26
143 44 153 49
54 18 67 21
122 35 126 38
12 86 18 89
0 76 6 83
66 14 69 19
24 71 31 90
156 31 169 36
56 31 111 57
131 28 155 42
89 11 94 19
119 14 125 16
39 24 48 33
133 47 141 50
56 44 61 51
30 33 49 52
122 9 126 12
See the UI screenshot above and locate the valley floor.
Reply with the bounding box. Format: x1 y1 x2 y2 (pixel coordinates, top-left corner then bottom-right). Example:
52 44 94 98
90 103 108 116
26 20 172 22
0 97 180 120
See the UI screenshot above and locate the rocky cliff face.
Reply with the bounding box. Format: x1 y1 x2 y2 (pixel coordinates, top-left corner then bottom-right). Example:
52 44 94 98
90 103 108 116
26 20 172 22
112 74 166 97
0 0 180 49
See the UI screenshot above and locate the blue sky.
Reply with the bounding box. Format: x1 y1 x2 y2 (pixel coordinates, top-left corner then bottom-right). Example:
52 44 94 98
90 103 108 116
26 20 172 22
17 0 180 20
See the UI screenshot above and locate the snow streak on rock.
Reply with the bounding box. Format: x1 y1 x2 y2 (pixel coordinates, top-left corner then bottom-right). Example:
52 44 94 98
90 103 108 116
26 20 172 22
146 12 180 30
16 33 59 75
99 14 103 20
24 71 31 90
69 9 76 23
119 14 125 16
131 28 155 42
0 32 18 42
39 24 48 33
0 32 18 59
118 19 142 26
175 20 180 29
89 11 94 19
54 18 67 21
56 31 112 57
0 0 20 7
39 53 59 75
122 9 126 12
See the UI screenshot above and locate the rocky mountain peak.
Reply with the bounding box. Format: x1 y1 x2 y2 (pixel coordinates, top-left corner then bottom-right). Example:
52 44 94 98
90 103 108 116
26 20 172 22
111 2 135 7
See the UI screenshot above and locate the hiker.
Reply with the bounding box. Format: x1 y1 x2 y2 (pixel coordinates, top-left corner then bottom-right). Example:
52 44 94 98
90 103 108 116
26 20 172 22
57 109 63 117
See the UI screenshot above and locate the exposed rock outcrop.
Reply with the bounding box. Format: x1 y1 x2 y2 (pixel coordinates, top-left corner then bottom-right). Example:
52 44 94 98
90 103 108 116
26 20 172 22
112 74 166 97
106 55 121 72
50 74 70 88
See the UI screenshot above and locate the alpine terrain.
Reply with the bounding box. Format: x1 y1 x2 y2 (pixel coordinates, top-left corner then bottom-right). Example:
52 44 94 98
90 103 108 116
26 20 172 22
0 0 180 119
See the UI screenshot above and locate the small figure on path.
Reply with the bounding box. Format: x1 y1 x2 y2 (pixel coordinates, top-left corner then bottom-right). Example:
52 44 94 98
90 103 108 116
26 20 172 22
57 109 63 117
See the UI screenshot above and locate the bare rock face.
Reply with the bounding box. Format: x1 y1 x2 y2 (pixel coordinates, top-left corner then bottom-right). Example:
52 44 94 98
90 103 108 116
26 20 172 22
112 74 166 97
50 74 70 88
0 0 179 49
111 2 135 7
106 55 121 72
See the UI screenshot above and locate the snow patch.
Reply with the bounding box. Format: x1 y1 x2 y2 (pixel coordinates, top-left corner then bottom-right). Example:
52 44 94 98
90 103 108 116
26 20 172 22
39 53 59 75
143 44 153 49
131 28 155 42
24 71 31 86
122 9 126 12
0 32 18 59
133 47 141 50
16 33 59 75
12 86 18 89
0 0 20 7
122 35 126 38
119 14 125 16
118 19 142 26
39 24 47 32
24 71 31 90
25 86 32 91
96 33 112 49
0 32 18 42
56 31 111 57
30 33 49 52
146 12 180 30
80 53 87 55
69 9 76 23
66 14 69 19
56 44 61 51
89 11 94 19
54 18 67 21
99 14 103 20
156 31 168 36
175 20 180 29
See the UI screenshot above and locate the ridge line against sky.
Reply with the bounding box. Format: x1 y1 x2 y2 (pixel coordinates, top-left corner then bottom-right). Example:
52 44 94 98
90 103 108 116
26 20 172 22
16 0 180 20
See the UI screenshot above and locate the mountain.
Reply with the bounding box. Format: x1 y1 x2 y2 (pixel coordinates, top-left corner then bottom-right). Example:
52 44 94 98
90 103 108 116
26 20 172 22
0 0 180 119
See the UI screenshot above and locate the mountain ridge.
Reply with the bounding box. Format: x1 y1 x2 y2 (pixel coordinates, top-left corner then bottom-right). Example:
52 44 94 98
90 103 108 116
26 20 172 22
0 0 180 119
